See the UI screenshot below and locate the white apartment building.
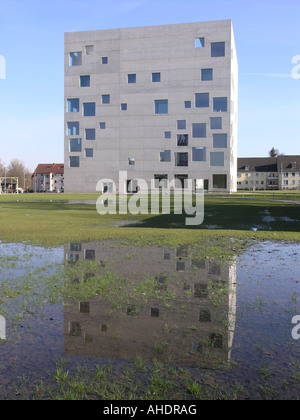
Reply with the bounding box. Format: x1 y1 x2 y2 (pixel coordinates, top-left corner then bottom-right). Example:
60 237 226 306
64 20 238 193
32 163 64 193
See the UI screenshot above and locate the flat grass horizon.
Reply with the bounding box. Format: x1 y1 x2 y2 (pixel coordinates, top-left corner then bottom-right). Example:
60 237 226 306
0 192 299 246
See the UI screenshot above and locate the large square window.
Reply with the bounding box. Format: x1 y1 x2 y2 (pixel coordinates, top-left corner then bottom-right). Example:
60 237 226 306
201 69 213 81
85 129 95 140
67 99 79 113
152 72 161 82
213 97 228 112
192 147 206 162
213 174 227 189
69 138 82 152
102 95 110 104
192 123 206 138
69 156 80 168
67 122 79 136
211 42 225 57
83 102 96 116
155 100 168 114
80 75 90 87
213 133 227 148
175 152 188 167
195 93 209 108
69 52 82 66
210 152 225 167
177 134 188 146
210 117 222 129
160 150 171 162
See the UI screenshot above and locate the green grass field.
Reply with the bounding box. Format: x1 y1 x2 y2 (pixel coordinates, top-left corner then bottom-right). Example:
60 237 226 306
0 192 299 245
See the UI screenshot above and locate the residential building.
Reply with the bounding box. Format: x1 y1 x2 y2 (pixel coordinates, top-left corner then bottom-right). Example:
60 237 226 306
237 156 300 190
32 164 64 193
64 20 238 194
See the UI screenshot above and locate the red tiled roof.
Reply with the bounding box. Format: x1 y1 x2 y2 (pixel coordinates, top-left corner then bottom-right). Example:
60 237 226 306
33 164 64 175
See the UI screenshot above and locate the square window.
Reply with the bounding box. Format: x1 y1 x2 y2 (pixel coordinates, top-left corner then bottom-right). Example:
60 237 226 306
69 52 82 66
210 152 225 167
160 150 171 162
121 103 127 111
211 42 225 57
128 74 136 83
213 174 227 189
165 131 171 139
69 138 82 152
85 148 93 158
67 122 79 136
210 117 222 130
152 72 161 82
67 98 79 113
102 57 108 64
201 69 213 81
175 152 188 167
155 100 168 114
69 156 80 168
85 250 95 260
185 101 191 109
192 147 206 162
102 95 110 104
85 45 94 55
192 123 206 138
195 37 205 48
213 97 228 112
154 175 168 189
128 158 135 165
213 133 227 148
80 75 90 87
83 102 96 116
85 129 95 140
99 122 106 130
195 93 209 108
177 120 186 130
177 134 188 146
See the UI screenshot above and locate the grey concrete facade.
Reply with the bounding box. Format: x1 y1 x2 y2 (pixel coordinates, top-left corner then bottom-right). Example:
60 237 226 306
64 20 238 193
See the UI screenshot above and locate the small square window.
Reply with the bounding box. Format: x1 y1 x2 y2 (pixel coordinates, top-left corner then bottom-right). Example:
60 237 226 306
99 122 106 130
210 117 222 130
85 148 94 158
177 134 188 146
85 129 95 140
195 37 205 48
85 45 94 55
192 123 206 138
67 122 79 136
211 42 225 57
128 74 136 83
128 158 135 165
102 57 108 64
83 102 96 116
70 138 82 152
121 103 127 111
175 152 188 167
67 99 79 113
80 75 90 87
185 101 191 109
201 69 213 81
177 120 186 130
69 52 82 66
165 131 171 139
160 150 171 162
152 72 161 82
102 95 110 104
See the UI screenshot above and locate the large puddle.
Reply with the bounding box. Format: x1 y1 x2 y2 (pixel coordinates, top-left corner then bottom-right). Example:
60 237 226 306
0 240 299 399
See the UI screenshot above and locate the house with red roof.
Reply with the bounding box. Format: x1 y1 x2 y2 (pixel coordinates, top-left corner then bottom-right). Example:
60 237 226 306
32 164 64 193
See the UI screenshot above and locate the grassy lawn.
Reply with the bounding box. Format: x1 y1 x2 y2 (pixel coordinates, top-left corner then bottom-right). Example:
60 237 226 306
0 192 299 245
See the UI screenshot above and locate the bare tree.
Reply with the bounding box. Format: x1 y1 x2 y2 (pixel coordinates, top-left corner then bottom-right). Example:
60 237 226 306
0 160 4 177
6 159 31 189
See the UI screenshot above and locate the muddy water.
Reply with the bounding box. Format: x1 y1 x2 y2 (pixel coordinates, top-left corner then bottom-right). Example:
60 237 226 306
0 240 299 399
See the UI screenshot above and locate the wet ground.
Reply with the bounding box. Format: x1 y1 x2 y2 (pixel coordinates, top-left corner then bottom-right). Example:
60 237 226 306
0 240 299 399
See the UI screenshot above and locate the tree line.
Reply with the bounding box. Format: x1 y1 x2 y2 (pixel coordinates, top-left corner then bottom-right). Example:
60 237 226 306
0 159 32 190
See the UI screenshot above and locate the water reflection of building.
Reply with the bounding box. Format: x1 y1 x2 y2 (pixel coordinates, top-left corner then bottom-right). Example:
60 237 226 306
64 242 236 368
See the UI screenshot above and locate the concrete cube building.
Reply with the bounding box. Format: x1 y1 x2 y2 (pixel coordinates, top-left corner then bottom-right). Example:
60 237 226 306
64 20 238 193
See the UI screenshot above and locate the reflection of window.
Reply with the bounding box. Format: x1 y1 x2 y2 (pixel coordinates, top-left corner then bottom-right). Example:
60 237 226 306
176 261 185 272
199 310 211 322
209 333 223 349
177 135 188 146
194 283 208 298
154 174 168 188
80 302 90 314
85 250 95 260
68 322 81 336
151 308 159 317
70 243 81 252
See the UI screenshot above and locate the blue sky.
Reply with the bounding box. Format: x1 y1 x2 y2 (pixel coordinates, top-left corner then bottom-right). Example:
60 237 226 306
0 0 299 170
